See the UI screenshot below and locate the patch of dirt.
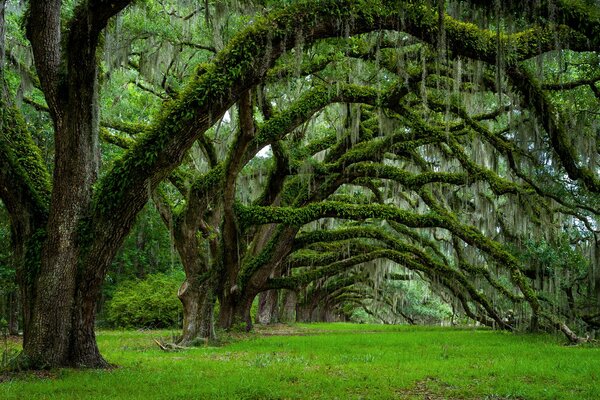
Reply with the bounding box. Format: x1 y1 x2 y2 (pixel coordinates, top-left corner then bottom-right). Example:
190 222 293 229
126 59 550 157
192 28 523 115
253 324 312 336
5 335 22 346
396 377 456 399
0 335 23 350
0 369 58 384
395 377 524 400
252 324 389 336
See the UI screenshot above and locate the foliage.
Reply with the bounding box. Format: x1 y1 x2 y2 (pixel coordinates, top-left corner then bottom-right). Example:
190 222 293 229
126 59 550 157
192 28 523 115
0 318 18 369
106 205 182 286
1 0 600 363
0 206 13 295
0 205 16 332
517 237 589 279
104 272 184 329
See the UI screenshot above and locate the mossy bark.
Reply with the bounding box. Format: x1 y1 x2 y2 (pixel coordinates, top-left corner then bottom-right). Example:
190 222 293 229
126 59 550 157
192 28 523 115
17 0 131 368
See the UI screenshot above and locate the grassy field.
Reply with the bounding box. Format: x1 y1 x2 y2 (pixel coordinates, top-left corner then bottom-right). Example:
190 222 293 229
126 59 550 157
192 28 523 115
1 323 599 399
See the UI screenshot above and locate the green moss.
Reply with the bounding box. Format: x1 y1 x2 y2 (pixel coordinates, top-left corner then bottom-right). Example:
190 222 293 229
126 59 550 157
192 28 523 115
346 162 468 189
508 65 600 193
238 227 284 287
418 189 541 315
254 84 379 147
101 120 149 136
236 201 444 229
0 101 51 216
270 250 391 290
190 164 225 197
92 0 588 218
100 128 135 149
93 1 396 215
290 130 338 161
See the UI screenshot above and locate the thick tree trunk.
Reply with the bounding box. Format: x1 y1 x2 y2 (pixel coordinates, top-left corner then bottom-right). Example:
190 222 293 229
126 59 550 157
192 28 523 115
322 306 343 322
296 303 312 323
257 289 279 325
218 290 255 331
279 290 297 323
22 256 108 368
22 108 102 368
71 283 106 367
19 87 108 365
17 0 131 369
296 290 321 322
178 279 215 345
165 193 218 345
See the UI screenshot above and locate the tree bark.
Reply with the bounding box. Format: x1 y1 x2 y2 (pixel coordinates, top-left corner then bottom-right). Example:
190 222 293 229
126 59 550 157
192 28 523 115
295 303 312 323
279 290 297 323
178 279 215 345
154 187 219 345
218 290 256 331
20 0 131 369
257 289 279 325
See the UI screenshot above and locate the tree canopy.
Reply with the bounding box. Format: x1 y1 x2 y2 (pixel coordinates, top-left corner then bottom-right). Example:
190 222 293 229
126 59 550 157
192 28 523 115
0 0 599 368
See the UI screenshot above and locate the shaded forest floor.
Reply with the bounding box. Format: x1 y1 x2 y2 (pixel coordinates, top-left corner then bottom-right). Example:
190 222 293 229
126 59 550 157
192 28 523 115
1 323 599 399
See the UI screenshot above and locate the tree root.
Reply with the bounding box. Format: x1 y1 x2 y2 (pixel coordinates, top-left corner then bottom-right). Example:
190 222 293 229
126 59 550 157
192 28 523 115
153 339 186 352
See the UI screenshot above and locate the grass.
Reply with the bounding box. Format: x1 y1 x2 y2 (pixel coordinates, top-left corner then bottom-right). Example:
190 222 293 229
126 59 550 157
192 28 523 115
1 323 599 399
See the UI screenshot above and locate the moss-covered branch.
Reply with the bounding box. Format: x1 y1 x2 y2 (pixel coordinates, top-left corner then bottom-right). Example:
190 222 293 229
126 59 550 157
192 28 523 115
418 189 541 318
268 250 391 290
236 201 444 229
0 100 51 218
507 65 600 193
465 0 600 48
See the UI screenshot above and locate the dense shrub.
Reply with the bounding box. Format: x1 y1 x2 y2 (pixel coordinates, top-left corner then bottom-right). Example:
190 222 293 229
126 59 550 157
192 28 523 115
105 272 184 328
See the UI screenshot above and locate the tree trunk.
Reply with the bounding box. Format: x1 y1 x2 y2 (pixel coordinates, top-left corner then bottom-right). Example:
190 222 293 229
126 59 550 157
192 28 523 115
16 0 131 369
70 281 106 367
218 290 255 331
296 303 312 323
8 290 18 335
279 290 297 323
10 223 39 346
165 194 218 345
257 289 279 325
21 255 108 368
324 308 335 322
178 279 215 345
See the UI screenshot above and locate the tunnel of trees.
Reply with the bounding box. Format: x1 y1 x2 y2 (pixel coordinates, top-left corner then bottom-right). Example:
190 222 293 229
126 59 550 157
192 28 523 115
0 0 599 369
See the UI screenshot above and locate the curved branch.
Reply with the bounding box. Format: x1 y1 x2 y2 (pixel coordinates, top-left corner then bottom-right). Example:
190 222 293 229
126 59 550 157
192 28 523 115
507 65 600 193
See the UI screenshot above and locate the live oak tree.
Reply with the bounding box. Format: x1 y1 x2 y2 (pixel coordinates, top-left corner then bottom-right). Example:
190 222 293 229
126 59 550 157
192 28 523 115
0 0 599 368
113 4 600 344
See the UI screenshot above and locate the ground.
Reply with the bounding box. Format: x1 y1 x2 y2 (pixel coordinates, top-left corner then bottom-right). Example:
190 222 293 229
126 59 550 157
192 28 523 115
1 323 599 399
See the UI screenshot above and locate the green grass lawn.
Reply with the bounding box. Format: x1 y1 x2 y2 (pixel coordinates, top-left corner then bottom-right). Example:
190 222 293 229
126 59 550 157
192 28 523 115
1 323 599 399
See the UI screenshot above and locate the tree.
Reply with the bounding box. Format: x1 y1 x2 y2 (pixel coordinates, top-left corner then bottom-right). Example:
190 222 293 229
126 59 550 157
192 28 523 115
135 2 600 343
0 0 598 369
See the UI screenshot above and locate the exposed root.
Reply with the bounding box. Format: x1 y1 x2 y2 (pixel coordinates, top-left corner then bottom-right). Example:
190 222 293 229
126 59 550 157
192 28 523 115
153 339 186 352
